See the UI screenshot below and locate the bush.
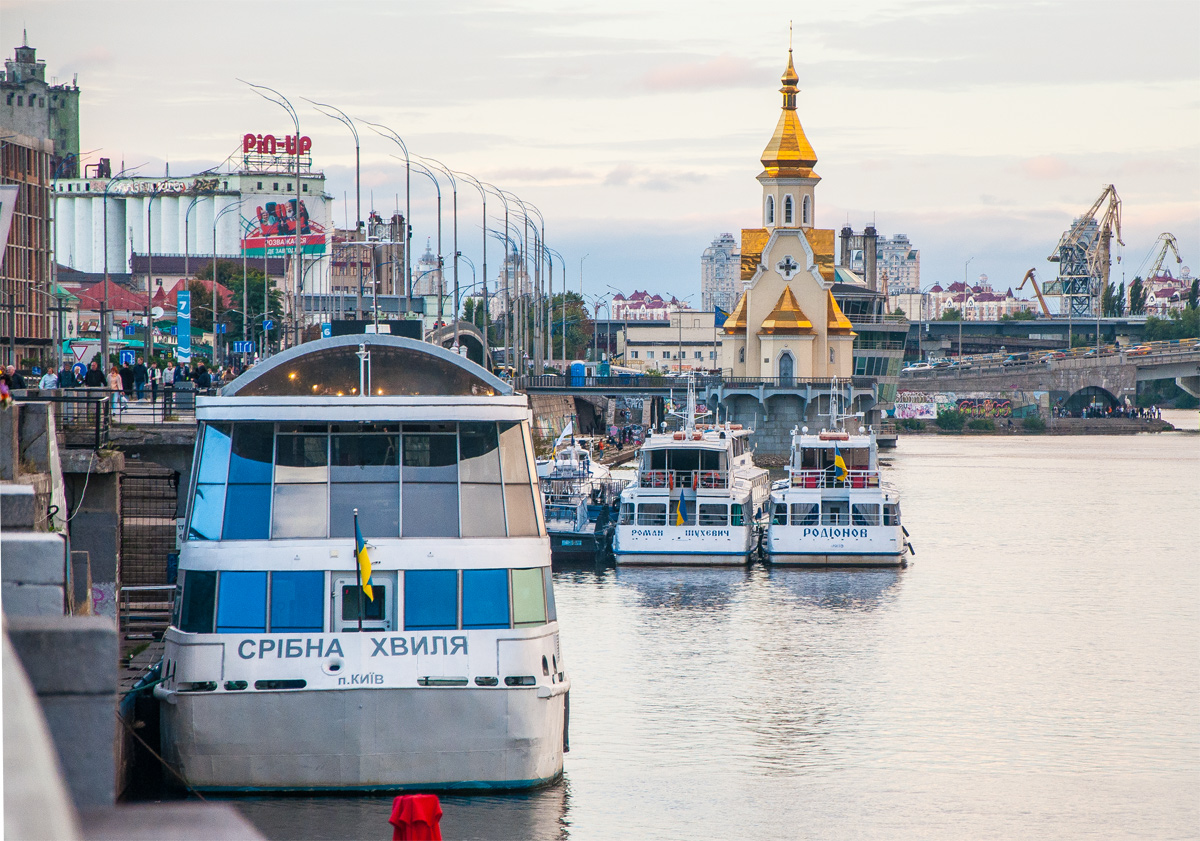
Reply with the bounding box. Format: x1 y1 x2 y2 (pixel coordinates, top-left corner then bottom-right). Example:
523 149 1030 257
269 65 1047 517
896 418 925 431
935 409 965 431
1022 415 1046 432
966 418 995 431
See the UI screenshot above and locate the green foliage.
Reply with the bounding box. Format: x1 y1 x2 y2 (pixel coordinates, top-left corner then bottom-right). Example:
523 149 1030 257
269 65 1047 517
1189 278 1198 310
1137 377 1199 409
1127 277 1146 316
895 417 925 431
966 418 995 431
1144 308 1200 341
891 306 906 318
547 292 593 360
1022 415 1046 432
935 409 965 430
1000 310 1037 321
1070 332 1095 348
643 368 665 379
939 308 962 321
195 260 284 342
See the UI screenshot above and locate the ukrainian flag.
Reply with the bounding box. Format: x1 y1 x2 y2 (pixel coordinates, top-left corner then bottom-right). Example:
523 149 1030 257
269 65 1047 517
675 493 689 526
355 517 374 602
833 445 849 484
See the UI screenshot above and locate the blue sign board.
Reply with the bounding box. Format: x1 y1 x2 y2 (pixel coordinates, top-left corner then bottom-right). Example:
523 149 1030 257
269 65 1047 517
31 367 41 376
215 323 227 334
321 322 332 338
124 324 136 336
72 362 86 383
120 350 135 366
176 291 192 363
232 341 255 354
263 319 274 331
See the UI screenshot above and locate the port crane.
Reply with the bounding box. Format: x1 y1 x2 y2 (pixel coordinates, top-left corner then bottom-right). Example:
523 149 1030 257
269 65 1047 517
1018 268 1053 317
1134 232 1183 282
1047 184 1123 318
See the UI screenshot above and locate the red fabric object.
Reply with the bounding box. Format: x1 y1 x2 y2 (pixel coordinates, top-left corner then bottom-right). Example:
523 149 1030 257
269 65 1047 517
389 794 443 841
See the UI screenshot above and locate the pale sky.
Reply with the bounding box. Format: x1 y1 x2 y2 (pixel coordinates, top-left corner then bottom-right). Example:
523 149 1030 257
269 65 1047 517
7 0 1199 304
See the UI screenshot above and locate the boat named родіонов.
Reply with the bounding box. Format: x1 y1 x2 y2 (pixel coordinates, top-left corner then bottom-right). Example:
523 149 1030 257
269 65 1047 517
155 336 568 792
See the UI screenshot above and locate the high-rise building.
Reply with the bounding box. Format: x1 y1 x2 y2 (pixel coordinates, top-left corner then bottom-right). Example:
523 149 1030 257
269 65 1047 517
0 133 54 367
701 232 740 312
0 38 80 177
841 230 920 294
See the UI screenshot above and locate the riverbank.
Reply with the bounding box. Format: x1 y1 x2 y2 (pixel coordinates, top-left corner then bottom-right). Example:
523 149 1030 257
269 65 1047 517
896 417 1178 435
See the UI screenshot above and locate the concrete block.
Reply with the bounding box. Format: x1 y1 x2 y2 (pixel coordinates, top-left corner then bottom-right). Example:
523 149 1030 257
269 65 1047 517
39 693 116 809
0 402 18 481
1 483 37 529
80 803 267 840
7 616 118 695
2 581 65 616
0 531 68 584
18 401 54 474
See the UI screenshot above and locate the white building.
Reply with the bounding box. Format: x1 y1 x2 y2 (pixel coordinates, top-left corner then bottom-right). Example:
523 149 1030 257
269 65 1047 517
701 232 740 313
846 232 920 294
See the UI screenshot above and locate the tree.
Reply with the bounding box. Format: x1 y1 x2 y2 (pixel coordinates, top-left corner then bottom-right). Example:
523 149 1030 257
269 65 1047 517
1116 281 1126 317
196 260 284 342
891 306 906 318
1000 310 1036 321
940 308 961 321
1144 309 1200 341
1101 281 1118 317
1128 277 1146 316
1189 278 1199 311
547 292 593 360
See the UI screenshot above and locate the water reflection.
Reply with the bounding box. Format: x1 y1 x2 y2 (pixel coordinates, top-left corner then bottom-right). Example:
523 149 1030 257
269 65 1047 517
614 566 752 612
233 780 568 841
765 567 903 612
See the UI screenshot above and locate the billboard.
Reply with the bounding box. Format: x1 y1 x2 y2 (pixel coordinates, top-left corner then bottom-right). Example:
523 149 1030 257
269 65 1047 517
241 198 326 258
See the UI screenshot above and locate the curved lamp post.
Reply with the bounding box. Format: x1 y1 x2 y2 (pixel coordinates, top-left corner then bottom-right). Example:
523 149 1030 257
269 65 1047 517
361 121 412 306
452 170 488 362
417 156 458 349
307 99 362 323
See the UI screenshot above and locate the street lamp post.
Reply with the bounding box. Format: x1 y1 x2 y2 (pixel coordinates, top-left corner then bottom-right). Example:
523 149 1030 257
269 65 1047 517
453 170 488 364
410 161 443 328
961 256 974 359
212 201 244 367
362 122 412 307
308 100 362 325
419 157 458 350
100 164 143 367
483 185 513 368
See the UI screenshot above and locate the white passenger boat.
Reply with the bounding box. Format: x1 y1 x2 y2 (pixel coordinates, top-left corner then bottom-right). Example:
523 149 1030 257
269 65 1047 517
155 336 568 792
535 433 611 482
612 382 770 565
765 405 911 566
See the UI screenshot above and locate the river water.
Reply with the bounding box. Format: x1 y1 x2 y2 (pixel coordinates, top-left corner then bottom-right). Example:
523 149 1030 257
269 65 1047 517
233 428 1199 840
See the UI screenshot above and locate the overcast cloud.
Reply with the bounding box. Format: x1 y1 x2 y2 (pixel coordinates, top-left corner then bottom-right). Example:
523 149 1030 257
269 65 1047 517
5 0 1197 298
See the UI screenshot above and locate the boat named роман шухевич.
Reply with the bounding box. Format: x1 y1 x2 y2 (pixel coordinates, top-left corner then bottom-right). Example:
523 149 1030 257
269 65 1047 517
612 378 771 565
155 336 568 792
766 388 912 566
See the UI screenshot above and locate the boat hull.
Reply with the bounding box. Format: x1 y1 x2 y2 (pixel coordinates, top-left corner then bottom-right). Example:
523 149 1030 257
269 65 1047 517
159 686 566 792
548 529 603 561
612 522 756 566
767 551 907 567
613 551 750 566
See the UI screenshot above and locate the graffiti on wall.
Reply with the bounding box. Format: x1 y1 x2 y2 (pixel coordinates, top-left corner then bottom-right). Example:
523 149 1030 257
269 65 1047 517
955 398 1012 418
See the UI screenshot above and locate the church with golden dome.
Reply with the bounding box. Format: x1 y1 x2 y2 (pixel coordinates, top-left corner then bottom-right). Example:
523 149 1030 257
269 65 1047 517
720 47 856 381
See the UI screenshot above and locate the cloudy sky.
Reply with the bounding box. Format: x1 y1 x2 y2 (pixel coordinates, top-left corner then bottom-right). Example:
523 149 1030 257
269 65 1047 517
8 0 1199 304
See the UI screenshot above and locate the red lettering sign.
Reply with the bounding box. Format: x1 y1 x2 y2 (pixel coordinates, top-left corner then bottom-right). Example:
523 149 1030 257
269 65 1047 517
242 133 312 155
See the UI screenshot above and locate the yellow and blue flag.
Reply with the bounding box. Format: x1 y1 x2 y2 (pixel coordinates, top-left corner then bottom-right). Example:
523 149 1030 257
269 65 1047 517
354 516 374 602
833 445 849 484
675 493 688 526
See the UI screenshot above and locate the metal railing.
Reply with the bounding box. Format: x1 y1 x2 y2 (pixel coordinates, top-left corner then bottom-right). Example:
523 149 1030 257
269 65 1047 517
638 469 728 490
787 469 880 489
516 374 876 391
12 390 112 449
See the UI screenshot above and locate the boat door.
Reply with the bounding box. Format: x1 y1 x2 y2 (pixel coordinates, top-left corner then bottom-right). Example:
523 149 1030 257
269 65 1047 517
332 571 397 632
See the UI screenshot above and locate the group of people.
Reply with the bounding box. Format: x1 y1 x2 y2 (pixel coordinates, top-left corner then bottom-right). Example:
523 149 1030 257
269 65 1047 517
1054 404 1162 420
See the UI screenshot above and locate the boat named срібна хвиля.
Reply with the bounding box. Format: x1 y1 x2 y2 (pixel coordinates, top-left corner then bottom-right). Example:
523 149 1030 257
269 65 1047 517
155 335 568 792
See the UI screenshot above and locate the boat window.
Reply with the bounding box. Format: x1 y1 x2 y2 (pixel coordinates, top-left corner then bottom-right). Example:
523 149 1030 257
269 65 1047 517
196 423 232 484
179 570 216 633
669 498 695 525
618 503 635 525
216 571 267 633
772 503 788 525
701 451 721 472
699 504 728 526
461 569 510 629
636 503 667 526
852 504 880 526
461 483 507 537
274 431 329 483
228 423 274 483
503 483 540 537
730 503 745 526
512 568 547 627
402 433 459 538
668 449 700 474
821 502 849 526
272 483 329 538
330 432 400 482
341 584 387 622
498 422 531 485
330 428 401 539
790 503 819 525
330 481 400 539
648 450 667 471
270 571 325 632
404 569 458 630
460 423 502 482
222 484 271 540
801 449 819 470
543 568 557 622
883 503 901 526
189 483 227 540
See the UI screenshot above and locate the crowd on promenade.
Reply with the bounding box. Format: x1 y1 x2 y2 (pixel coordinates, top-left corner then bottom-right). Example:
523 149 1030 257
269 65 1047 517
1 358 247 416
1053 403 1162 420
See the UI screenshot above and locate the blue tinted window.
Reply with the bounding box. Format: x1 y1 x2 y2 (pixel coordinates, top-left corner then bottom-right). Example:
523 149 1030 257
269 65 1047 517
543 567 557 622
404 570 458 630
228 423 274 483
188 484 226 540
222 484 271 540
271 571 324 632
180 570 216 633
216 571 267 633
462 569 509 629
197 423 232 484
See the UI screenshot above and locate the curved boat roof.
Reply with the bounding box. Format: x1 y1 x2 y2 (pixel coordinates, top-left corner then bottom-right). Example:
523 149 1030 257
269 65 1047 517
221 335 513 398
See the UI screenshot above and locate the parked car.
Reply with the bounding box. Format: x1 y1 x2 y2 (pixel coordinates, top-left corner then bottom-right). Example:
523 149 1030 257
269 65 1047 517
902 362 933 373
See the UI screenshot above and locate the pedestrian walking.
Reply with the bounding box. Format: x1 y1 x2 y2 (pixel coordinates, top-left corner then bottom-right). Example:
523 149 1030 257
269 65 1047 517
5 366 27 390
58 362 77 389
133 356 148 400
108 365 129 415
83 360 106 387
150 363 161 404
119 362 134 398
38 369 58 390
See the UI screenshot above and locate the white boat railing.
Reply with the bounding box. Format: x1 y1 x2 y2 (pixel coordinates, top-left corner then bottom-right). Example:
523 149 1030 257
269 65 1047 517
786 469 880 489
638 469 728 490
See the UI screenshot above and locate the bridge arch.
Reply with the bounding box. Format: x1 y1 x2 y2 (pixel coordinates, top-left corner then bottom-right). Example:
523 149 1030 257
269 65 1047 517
1062 385 1118 414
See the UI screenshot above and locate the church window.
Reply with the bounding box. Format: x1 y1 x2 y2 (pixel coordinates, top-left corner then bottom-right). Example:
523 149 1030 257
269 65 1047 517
803 196 811 225
784 196 793 224
738 347 745 364
765 196 774 225
829 348 835 364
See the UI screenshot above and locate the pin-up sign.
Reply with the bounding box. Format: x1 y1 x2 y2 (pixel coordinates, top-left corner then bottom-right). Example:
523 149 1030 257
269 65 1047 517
243 134 312 155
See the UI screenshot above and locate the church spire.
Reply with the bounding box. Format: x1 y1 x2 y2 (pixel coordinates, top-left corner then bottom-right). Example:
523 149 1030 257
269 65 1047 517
760 43 818 179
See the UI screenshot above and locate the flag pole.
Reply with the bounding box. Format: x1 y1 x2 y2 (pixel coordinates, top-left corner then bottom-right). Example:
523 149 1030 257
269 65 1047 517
353 507 364 634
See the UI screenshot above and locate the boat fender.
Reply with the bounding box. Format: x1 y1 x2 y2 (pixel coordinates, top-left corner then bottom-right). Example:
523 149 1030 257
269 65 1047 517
902 525 910 537
906 542 916 556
